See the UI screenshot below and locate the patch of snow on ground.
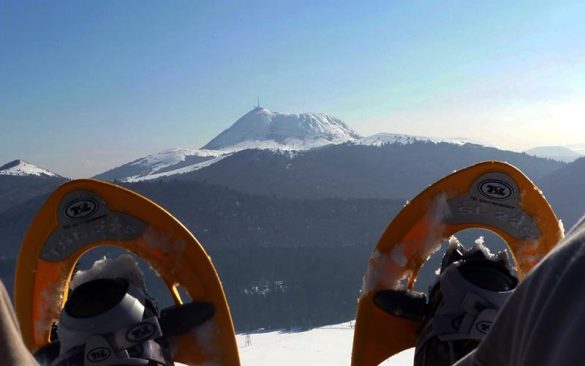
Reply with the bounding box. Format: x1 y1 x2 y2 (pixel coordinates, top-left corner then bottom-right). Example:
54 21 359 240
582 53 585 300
236 322 414 365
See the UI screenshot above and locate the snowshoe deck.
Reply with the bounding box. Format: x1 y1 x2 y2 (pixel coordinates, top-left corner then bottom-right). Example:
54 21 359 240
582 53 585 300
14 179 240 366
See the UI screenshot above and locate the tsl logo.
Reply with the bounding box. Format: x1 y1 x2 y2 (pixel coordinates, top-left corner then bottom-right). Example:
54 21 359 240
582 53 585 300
65 199 98 219
478 180 513 200
126 322 156 343
475 320 493 334
86 347 111 362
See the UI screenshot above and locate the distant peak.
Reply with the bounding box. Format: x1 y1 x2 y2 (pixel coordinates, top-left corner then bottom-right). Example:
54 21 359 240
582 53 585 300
0 159 60 177
525 145 583 163
203 107 360 151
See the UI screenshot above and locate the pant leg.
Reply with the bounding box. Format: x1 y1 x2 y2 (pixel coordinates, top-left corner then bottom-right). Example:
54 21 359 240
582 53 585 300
455 217 585 366
0 279 39 365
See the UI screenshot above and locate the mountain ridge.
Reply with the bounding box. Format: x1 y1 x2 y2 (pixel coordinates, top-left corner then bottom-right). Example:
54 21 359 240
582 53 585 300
93 108 500 182
525 146 583 163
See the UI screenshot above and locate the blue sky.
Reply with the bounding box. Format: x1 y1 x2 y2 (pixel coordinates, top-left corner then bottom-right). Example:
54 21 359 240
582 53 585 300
1 0 584 177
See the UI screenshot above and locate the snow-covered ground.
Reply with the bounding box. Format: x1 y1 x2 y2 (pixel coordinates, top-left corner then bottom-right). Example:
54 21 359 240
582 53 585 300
236 322 414 365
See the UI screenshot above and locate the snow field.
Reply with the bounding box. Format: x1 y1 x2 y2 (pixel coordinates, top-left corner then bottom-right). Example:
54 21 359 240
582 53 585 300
236 322 414 366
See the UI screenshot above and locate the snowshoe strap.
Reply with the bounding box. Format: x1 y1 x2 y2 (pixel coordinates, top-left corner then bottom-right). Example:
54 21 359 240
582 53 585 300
160 301 215 337
373 289 427 321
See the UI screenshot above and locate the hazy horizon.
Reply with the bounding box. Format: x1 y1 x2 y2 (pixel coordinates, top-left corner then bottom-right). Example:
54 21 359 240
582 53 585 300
2 1 584 177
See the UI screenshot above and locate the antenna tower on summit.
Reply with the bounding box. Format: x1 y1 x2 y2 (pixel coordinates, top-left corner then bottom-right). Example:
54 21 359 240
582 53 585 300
255 97 261 110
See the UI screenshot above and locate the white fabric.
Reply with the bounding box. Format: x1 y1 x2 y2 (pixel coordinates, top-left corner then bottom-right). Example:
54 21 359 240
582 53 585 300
0 280 39 365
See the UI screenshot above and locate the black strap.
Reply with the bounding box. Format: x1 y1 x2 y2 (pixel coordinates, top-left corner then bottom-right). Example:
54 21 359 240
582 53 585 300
373 289 427 321
160 301 215 338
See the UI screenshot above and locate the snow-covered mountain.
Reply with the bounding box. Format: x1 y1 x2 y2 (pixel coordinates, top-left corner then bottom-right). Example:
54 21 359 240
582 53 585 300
93 148 227 182
203 107 361 151
0 160 60 177
96 107 363 182
95 107 487 183
524 146 583 163
0 160 66 214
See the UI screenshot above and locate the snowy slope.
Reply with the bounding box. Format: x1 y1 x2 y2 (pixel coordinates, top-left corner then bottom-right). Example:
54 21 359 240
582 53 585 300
0 160 59 177
203 107 361 151
357 133 472 147
93 148 228 182
236 322 413 365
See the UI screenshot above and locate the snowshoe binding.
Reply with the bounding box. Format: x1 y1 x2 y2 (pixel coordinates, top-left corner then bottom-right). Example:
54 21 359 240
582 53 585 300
34 255 215 366
352 161 562 366
413 238 518 366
